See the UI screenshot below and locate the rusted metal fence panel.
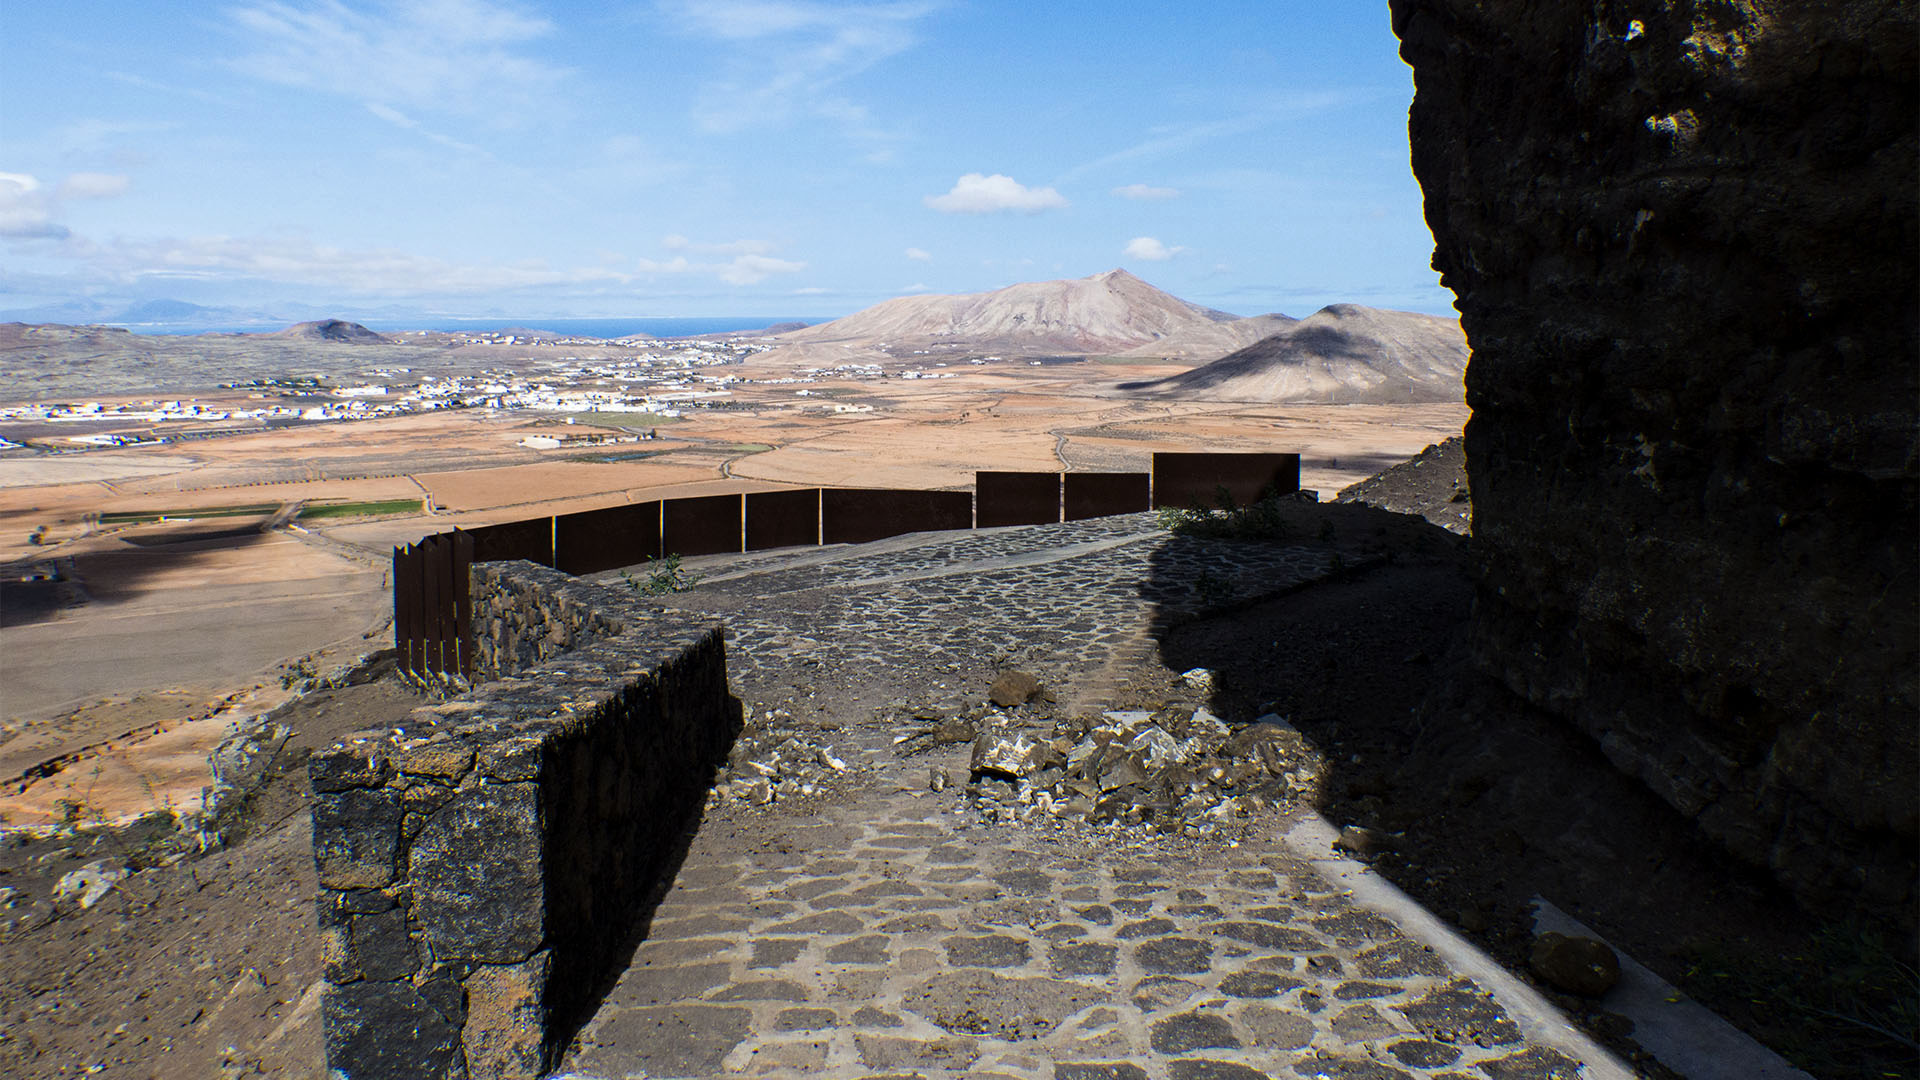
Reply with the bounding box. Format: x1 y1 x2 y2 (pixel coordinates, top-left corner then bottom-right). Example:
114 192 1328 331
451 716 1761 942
975 471 1061 527
393 544 419 675
421 534 447 676
1151 452 1300 510
451 529 474 679
554 502 661 575
663 494 744 557
464 518 553 566
1063 472 1152 521
745 489 820 551
821 489 973 545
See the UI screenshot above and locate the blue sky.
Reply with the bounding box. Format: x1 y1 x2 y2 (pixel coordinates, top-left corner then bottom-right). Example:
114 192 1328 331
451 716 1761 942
0 1 1452 320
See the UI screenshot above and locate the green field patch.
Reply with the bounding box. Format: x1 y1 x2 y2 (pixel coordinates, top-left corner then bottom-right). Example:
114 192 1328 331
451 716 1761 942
568 449 673 464
726 442 773 453
100 503 279 524
297 498 423 520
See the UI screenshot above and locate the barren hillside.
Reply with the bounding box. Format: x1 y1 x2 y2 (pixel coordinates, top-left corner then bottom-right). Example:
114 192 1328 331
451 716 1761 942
1122 304 1467 403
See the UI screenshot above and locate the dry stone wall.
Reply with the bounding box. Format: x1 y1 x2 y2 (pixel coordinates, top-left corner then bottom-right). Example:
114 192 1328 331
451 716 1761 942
311 562 737 1079
1391 0 1917 923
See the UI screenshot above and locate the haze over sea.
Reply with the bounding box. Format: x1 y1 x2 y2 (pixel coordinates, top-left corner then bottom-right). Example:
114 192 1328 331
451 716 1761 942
128 316 830 339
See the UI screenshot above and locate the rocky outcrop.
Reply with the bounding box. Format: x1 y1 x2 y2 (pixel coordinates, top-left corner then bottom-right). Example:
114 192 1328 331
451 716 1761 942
1392 1 1917 922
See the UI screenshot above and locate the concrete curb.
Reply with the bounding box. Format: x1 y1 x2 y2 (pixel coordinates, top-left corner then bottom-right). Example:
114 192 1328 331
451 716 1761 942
1283 814 1636 1080
1531 898 1813 1080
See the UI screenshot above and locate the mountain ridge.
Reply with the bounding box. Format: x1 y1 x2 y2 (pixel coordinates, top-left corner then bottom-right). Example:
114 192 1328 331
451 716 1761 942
1121 304 1468 404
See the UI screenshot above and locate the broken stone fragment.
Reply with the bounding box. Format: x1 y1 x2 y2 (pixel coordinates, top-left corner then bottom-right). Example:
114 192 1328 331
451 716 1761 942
1125 725 1184 768
1097 752 1149 792
988 670 1045 708
971 733 1046 779
51 860 126 910
1178 668 1216 695
1528 932 1620 997
1334 825 1395 856
929 767 951 792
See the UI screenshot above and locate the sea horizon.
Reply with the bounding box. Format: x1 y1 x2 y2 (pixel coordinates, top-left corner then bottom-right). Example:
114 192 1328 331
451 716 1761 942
114 315 835 339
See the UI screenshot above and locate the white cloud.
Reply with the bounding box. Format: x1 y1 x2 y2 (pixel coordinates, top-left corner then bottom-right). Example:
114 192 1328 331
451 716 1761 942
1123 236 1185 261
56 173 133 200
0 173 68 240
225 0 565 118
897 282 931 293
1113 183 1178 200
791 286 829 295
720 254 806 284
659 0 942 137
904 246 931 261
664 235 771 256
924 173 1067 214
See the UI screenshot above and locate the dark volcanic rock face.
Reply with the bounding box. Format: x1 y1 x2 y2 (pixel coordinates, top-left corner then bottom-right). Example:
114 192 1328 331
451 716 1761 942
1391 1 1917 921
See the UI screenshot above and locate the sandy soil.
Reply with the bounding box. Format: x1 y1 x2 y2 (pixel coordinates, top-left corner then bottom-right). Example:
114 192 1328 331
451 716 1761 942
0 353 1462 841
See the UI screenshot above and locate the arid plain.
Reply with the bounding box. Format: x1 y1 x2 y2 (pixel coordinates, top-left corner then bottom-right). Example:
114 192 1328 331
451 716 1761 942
0 275 1469 828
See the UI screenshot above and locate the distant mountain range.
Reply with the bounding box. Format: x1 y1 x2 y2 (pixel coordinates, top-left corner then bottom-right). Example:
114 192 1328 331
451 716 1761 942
1120 303 1468 404
0 298 290 327
779 269 1283 355
777 269 1468 404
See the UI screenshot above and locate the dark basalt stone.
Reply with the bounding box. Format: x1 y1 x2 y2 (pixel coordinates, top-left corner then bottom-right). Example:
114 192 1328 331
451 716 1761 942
1392 0 1917 925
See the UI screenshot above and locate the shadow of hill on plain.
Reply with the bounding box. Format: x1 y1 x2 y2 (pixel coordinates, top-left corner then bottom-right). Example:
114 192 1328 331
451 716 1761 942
1141 495 1905 1079
0 527 280 629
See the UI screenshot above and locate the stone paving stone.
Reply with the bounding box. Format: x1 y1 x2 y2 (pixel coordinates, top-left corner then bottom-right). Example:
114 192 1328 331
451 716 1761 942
1388 1038 1464 1068
1048 941 1117 976
749 938 806 968
773 1007 839 1031
1171 1062 1275 1080
1135 936 1214 974
1150 1011 1242 1053
1237 1002 1316 1050
942 934 1031 967
1055 1064 1148 1080
1473 1046 1584 1079
1289 1055 1417 1080
1220 970 1307 997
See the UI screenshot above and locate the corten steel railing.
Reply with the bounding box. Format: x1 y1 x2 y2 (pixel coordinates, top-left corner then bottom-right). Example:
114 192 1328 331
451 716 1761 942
392 529 475 680
391 452 1299 679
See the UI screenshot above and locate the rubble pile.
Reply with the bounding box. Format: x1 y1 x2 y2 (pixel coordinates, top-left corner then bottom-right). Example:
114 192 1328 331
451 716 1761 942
963 705 1326 837
709 706 869 807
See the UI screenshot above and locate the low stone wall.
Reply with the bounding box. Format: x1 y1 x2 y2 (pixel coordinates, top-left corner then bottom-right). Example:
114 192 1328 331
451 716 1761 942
468 561 624 681
311 561 737 1079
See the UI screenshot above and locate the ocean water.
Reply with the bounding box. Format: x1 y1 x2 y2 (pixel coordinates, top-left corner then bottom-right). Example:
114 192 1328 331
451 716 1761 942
131 316 829 338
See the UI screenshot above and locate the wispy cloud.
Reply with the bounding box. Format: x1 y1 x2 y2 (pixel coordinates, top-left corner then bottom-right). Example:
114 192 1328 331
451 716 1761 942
1113 183 1178 200
1 171 135 241
1123 236 1185 261
19 222 803 295
1059 91 1370 184
904 246 931 261
656 0 943 136
924 173 1066 214
224 0 566 119
664 234 770 256
0 174 68 240
57 173 132 200
363 102 487 155
719 254 805 284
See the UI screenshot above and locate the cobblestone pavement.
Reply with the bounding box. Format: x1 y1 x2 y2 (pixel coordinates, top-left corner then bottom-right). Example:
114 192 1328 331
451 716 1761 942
559 519 1618 1080
636 514 1344 703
